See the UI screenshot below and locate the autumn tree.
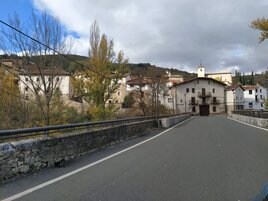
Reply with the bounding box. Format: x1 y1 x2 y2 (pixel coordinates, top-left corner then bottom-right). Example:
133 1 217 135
73 21 128 120
0 66 28 129
251 18 268 43
0 11 72 126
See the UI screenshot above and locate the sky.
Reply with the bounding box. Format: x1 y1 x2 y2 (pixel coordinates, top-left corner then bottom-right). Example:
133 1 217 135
0 0 268 74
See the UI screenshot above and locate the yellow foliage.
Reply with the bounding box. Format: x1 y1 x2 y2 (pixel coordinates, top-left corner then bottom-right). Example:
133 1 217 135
251 18 268 43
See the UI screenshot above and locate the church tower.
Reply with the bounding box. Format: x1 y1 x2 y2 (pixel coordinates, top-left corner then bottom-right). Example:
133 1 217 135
197 64 205 77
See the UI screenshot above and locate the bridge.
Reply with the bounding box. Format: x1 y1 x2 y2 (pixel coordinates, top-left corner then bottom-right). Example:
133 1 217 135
1 116 268 201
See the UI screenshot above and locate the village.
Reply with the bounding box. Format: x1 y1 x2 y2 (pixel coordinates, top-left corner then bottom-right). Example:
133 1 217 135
1 57 267 122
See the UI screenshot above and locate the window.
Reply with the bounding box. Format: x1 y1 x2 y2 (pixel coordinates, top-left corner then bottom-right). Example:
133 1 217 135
213 106 216 112
255 95 258 102
25 77 29 82
108 100 112 104
186 88 189 93
36 77 40 82
192 88 195 93
249 90 252 95
256 89 258 93
213 88 215 93
56 77 60 82
260 89 262 93
249 102 253 108
25 87 29 91
213 97 217 103
260 95 263 99
192 106 196 113
168 98 173 103
261 103 263 107
191 97 195 104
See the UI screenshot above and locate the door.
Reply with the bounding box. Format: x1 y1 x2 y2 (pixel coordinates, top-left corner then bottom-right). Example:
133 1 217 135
199 105 209 116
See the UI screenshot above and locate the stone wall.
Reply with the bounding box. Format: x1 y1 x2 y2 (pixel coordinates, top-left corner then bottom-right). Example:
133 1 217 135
0 120 156 182
229 113 268 128
160 114 192 128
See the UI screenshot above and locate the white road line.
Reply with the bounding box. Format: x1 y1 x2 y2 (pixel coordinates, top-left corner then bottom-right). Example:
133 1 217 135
227 117 268 132
2 117 194 201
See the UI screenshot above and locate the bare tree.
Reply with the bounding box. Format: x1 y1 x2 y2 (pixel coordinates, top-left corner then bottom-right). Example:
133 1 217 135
0 11 72 126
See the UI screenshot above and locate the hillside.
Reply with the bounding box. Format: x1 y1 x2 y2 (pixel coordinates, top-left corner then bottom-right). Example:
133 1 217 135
127 63 196 80
232 72 268 88
6 54 267 85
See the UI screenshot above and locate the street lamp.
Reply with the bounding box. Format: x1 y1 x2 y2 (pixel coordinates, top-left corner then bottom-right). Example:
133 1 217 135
156 75 161 126
232 90 236 111
184 93 186 113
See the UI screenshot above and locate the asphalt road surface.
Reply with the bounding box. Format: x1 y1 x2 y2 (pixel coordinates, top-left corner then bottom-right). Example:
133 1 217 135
1 116 268 201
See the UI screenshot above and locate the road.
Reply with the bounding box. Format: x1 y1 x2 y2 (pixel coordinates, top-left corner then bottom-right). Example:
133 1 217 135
1 116 268 201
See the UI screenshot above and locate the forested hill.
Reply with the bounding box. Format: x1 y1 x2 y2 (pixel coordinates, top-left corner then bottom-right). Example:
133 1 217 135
1 54 266 86
0 54 196 80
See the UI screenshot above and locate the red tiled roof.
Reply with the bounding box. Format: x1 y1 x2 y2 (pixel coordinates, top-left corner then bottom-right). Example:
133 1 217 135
242 85 257 90
173 77 226 87
225 84 245 91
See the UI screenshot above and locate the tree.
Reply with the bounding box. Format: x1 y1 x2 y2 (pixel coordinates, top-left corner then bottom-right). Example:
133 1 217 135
0 66 28 129
250 71 255 85
251 18 268 43
0 11 72 126
73 21 128 120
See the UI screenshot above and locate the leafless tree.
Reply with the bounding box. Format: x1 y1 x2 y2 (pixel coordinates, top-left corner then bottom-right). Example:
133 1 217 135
0 11 72 126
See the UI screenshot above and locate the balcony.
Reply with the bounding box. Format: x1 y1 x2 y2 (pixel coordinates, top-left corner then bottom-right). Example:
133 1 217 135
198 92 211 98
189 100 199 105
199 101 209 105
211 99 221 105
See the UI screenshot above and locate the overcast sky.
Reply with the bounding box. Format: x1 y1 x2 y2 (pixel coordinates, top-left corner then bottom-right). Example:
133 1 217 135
3 0 268 73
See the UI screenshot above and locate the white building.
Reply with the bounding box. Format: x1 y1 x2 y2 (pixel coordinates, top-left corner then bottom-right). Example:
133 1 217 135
126 72 183 111
1 59 71 100
19 66 71 100
197 64 233 86
207 72 232 86
243 84 267 110
173 77 226 115
225 85 245 114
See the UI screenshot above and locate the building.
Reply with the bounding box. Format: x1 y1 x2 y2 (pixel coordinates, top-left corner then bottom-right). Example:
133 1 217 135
109 74 131 106
207 72 232 86
173 77 226 115
125 72 183 111
19 65 71 100
197 64 233 86
225 85 245 114
1 59 71 100
243 84 267 110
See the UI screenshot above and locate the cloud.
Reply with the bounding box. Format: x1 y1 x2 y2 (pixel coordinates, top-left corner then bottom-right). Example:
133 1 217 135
32 0 268 73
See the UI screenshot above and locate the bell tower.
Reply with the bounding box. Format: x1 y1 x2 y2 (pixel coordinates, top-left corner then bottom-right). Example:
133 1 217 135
197 64 205 77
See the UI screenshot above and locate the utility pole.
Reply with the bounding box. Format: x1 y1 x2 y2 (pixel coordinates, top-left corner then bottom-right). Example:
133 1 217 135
156 75 161 126
184 93 186 113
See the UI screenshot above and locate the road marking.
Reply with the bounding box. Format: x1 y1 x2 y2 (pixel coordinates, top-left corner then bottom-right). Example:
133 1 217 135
2 117 194 201
227 117 268 132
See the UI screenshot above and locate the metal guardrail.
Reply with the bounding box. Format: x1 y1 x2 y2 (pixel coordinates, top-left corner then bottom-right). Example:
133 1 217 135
0 114 182 142
232 110 268 119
